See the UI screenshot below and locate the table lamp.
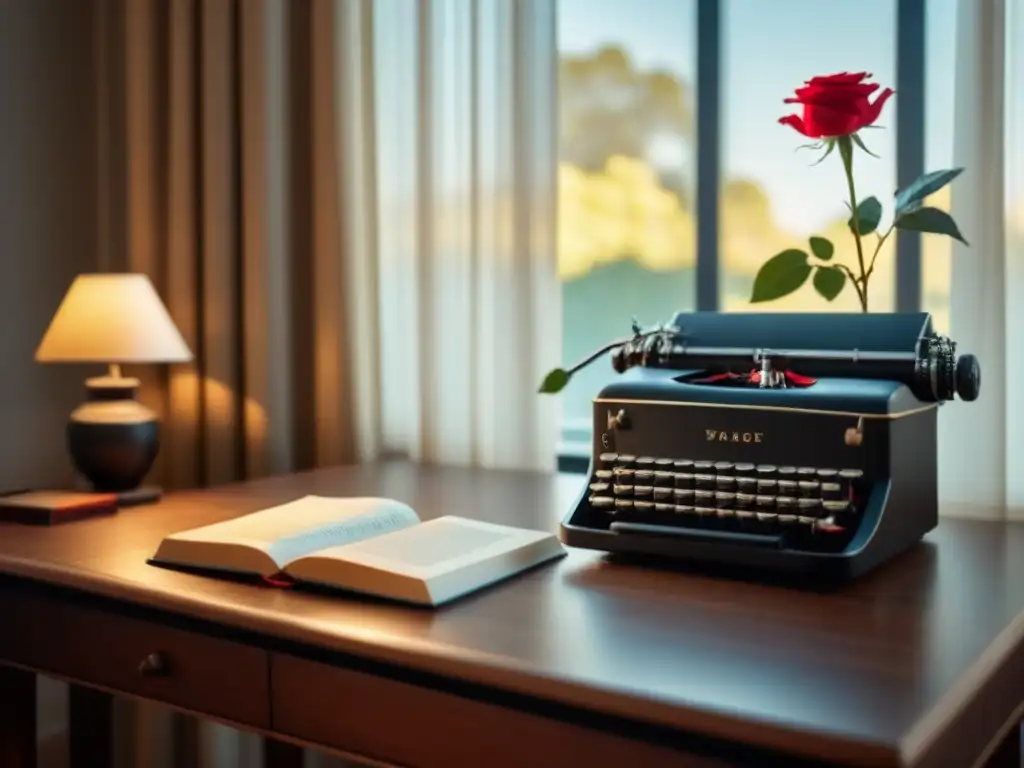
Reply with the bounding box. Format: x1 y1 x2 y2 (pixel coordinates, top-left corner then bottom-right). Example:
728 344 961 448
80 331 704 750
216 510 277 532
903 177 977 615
34 273 193 504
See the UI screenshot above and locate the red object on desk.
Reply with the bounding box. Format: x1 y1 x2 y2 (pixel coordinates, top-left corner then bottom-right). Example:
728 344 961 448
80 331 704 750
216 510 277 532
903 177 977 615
0 491 118 525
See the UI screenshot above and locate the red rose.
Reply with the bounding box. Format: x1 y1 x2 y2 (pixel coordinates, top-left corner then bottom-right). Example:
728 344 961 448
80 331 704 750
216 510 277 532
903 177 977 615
778 71 894 139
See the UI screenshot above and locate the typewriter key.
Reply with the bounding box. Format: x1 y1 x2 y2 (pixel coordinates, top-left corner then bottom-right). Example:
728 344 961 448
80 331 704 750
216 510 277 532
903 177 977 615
613 484 633 496
820 482 842 500
634 469 655 484
796 467 817 478
616 454 636 467
674 488 695 503
655 457 674 469
694 506 716 522
797 480 820 496
590 496 614 509
777 466 797 478
673 459 695 470
778 479 798 495
654 502 675 513
694 473 716 490
694 461 714 471
797 497 822 516
839 468 864 481
674 504 695 517
822 500 850 516
594 469 613 481
714 491 736 508
797 516 816 533
614 499 633 511
614 467 635 481
817 468 839 480
652 487 673 501
674 472 695 488
776 496 797 512
777 514 797 527
756 512 778 527
735 510 755 524
589 482 610 494
735 492 755 509
755 494 776 509
636 457 655 469
713 461 734 474
715 475 737 491
735 476 757 492
634 485 654 498
653 470 674 486
734 462 755 474
756 464 778 478
756 478 778 493
694 490 714 505
633 500 654 512
599 452 618 467
715 508 736 522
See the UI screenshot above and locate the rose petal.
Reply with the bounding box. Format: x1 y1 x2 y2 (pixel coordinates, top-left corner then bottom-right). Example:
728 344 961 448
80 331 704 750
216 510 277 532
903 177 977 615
855 87 895 129
804 71 871 85
778 114 815 137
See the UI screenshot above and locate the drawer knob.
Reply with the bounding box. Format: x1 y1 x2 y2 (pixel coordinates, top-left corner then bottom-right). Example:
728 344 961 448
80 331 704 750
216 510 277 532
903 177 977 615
138 652 169 677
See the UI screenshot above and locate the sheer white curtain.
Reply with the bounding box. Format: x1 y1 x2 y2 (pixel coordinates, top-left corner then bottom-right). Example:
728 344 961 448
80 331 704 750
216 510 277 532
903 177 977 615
369 0 561 471
939 0 1023 517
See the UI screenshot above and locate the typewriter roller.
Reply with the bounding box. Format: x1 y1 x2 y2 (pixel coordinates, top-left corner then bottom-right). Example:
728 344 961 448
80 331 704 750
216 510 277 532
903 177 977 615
559 311 981 580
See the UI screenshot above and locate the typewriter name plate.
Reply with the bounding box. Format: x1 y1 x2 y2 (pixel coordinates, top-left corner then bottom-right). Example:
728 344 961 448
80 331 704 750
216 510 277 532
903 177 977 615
599 400 871 471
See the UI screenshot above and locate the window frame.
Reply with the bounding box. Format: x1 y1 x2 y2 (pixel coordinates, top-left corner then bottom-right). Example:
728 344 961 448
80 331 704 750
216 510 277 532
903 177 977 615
556 0 928 473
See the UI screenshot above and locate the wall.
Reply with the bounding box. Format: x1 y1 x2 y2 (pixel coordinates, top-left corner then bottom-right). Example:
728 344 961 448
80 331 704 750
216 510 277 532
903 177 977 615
0 0 101 764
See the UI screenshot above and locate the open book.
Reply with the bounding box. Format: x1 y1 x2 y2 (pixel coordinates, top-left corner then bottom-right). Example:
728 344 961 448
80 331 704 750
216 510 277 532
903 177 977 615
149 495 566 606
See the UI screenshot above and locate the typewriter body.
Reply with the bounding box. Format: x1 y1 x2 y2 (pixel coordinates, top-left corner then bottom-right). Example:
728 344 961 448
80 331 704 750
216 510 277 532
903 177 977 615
559 311 981 580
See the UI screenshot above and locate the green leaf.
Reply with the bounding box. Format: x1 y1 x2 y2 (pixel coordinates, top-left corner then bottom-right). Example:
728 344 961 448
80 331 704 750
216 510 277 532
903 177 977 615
848 196 882 235
538 368 571 394
894 168 964 215
813 266 846 301
895 206 970 245
750 249 812 303
809 236 834 261
851 133 880 158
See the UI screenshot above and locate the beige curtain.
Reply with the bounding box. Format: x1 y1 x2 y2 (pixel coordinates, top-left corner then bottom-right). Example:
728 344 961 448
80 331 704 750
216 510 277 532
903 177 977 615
94 0 378 499
91 0 375 765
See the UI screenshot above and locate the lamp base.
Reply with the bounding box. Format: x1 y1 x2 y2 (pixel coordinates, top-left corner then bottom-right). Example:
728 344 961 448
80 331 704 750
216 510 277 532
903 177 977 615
67 375 160 496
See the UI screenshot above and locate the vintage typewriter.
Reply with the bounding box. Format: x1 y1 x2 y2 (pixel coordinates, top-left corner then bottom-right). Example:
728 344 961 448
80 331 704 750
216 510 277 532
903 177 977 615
559 311 981 580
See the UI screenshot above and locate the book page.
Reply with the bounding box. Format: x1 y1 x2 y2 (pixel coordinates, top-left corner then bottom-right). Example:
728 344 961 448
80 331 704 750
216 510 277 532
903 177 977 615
287 516 565 605
165 495 420 570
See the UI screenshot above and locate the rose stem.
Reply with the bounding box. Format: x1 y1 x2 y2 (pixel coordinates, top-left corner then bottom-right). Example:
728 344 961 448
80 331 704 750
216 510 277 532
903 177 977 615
838 135 869 312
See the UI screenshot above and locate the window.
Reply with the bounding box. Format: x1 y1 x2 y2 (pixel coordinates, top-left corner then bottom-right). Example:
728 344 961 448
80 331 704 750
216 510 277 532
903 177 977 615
556 0 697 463
557 0 950 469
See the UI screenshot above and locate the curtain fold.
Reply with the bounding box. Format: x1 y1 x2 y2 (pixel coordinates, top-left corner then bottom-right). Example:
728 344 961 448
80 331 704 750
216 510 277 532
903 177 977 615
939 0 1022 517
68 0 560 766
373 0 561 470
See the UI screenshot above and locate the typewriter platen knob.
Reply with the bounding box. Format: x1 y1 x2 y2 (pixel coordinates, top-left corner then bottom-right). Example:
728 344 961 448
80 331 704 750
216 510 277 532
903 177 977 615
956 354 980 401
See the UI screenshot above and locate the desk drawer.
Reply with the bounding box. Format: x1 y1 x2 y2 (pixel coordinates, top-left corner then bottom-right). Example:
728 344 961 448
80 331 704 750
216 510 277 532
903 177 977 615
0 586 269 729
271 654 730 768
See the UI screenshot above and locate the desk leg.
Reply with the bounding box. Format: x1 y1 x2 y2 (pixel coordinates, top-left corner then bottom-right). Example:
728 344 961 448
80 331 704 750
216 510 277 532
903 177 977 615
0 665 36 768
984 723 1022 768
264 737 304 768
69 684 113 767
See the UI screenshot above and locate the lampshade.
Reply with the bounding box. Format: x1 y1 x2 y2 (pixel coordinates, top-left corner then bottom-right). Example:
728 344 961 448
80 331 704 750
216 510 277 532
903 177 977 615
35 273 193 364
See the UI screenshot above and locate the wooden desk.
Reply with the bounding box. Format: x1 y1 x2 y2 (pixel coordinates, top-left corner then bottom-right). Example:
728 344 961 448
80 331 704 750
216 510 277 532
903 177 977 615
0 461 1022 768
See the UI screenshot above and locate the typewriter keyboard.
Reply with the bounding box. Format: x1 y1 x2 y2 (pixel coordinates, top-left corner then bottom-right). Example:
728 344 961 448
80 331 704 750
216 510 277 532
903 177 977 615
587 453 866 550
